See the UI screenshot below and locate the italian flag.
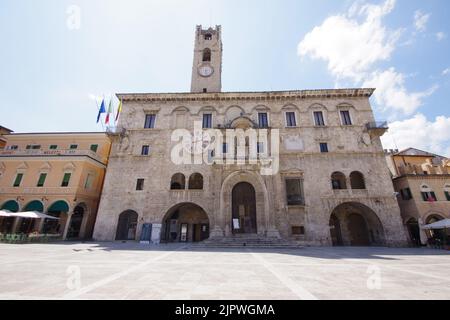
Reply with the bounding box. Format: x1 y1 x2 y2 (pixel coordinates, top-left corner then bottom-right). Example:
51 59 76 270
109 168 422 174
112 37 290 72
105 99 113 124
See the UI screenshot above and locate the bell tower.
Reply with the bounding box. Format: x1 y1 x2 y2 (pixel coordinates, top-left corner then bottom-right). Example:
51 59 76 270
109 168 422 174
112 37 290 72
190 25 222 93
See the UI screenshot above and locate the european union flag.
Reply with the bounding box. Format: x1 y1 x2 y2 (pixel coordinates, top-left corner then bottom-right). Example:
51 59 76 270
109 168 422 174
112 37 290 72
96 99 106 123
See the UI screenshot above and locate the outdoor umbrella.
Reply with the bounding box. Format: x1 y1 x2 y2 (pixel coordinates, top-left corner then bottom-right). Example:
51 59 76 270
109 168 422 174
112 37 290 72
422 219 450 230
12 211 59 220
0 210 12 217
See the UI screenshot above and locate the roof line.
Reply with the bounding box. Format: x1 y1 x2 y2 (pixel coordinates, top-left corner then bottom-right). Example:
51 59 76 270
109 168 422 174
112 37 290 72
5 132 108 136
116 87 376 97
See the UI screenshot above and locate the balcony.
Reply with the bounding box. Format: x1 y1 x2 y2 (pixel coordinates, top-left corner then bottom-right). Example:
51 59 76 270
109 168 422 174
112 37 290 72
169 189 205 202
332 189 369 198
0 149 105 164
365 121 388 137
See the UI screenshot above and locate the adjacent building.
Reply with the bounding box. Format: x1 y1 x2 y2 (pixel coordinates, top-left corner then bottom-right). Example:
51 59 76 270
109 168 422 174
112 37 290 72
0 132 111 239
93 25 407 246
0 126 13 149
386 148 450 246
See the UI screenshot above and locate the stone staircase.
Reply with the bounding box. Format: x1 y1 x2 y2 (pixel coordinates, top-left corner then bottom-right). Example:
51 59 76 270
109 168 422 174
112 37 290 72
194 234 304 249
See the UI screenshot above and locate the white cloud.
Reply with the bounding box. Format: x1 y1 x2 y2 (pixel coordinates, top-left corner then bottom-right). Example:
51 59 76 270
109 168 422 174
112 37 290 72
298 0 437 117
298 0 399 81
436 32 447 41
443 68 450 76
363 68 438 115
381 114 450 157
413 10 430 32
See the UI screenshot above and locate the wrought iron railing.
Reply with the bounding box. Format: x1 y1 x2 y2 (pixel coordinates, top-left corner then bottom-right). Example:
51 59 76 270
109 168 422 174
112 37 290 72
365 121 388 130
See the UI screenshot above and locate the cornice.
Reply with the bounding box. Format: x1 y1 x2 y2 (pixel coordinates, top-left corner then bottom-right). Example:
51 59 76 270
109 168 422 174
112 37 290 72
117 88 375 103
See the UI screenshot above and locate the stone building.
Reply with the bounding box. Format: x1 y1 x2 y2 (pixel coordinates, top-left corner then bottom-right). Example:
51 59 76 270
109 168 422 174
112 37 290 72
385 148 450 246
93 25 407 246
0 132 111 239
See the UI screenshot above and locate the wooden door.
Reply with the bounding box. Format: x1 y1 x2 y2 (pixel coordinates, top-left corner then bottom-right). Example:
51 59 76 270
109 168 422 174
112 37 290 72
232 182 257 234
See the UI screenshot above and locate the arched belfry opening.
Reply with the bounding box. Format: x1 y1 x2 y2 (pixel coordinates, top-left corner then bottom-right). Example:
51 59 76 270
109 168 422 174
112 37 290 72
202 48 211 62
162 203 209 243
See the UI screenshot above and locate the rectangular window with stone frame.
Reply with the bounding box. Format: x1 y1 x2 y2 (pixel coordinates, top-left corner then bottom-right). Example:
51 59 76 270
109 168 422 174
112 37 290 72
37 173 47 187
61 173 71 187
285 112 297 127
314 111 325 126
285 178 305 206
340 110 352 126
144 114 156 129
202 113 212 128
136 178 145 191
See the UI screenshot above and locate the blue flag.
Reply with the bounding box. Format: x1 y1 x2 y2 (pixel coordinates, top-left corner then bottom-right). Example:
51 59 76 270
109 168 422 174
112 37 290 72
96 99 106 123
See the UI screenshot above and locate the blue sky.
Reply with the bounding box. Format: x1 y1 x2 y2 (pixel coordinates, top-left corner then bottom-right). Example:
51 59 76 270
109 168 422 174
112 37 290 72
1 0 449 155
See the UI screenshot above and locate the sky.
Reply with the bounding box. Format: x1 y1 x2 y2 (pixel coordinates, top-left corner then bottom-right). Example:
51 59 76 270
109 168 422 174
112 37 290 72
1 0 449 156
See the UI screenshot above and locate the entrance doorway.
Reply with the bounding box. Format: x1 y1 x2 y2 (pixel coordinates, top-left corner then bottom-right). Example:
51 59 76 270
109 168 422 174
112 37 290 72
162 203 209 243
67 205 85 239
115 210 138 240
348 213 370 246
330 202 385 246
329 214 343 246
406 218 421 246
232 182 257 234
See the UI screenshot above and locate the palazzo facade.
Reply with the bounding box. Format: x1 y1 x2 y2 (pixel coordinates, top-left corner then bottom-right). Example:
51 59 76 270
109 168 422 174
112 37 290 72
93 25 408 246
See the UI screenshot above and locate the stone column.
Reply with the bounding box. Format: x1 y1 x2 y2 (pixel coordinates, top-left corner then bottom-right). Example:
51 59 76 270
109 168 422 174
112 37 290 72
209 167 224 239
418 217 428 246
11 218 21 233
62 213 73 240
265 176 281 238
36 219 45 233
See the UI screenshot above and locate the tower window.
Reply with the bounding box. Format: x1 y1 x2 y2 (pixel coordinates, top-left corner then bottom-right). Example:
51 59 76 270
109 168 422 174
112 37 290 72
203 88 207 93
204 34 212 40
202 48 211 62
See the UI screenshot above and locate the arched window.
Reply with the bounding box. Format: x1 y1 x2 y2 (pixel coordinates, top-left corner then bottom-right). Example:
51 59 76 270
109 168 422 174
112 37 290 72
204 33 212 40
350 171 366 189
188 173 203 190
170 173 185 190
331 172 347 190
202 48 211 62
